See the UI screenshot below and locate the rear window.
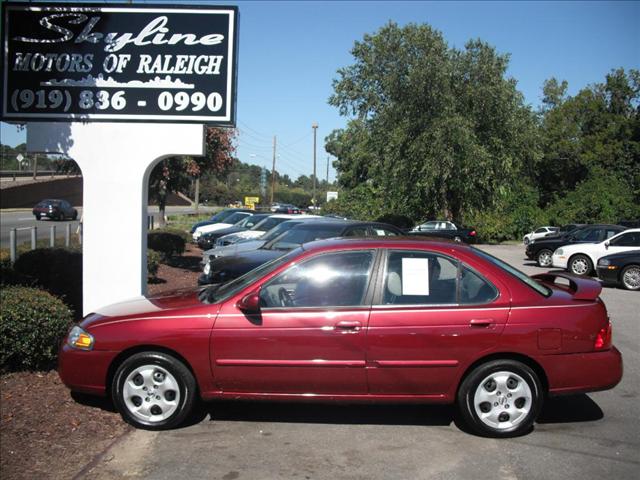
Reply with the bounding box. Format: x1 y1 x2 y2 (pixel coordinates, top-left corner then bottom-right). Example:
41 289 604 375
472 248 551 297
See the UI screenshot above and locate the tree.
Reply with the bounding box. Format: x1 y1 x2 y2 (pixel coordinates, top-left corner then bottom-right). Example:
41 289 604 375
327 22 539 222
148 127 236 224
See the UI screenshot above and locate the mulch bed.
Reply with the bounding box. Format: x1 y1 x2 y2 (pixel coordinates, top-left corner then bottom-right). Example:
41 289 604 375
0 242 203 479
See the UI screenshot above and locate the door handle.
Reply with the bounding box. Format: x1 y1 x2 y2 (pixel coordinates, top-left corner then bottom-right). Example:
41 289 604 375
334 321 362 332
469 318 494 327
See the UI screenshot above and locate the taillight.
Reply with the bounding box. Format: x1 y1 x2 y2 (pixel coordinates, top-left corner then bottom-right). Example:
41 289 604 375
469 230 477 236
594 322 612 350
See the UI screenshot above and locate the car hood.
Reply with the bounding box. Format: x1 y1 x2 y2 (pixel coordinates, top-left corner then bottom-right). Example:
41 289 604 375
83 287 212 328
599 249 640 262
204 239 266 258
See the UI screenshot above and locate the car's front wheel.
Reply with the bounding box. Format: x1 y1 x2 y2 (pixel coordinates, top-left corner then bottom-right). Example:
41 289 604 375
536 249 553 268
457 360 543 438
569 254 593 276
621 265 640 291
111 352 197 430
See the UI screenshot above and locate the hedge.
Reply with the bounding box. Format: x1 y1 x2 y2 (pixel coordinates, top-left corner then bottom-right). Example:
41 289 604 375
147 230 186 259
0 286 73 371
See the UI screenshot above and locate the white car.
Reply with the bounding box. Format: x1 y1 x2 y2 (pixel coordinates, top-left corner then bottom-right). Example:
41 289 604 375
552 228 640 276
523 226 559 245
192 211 254 240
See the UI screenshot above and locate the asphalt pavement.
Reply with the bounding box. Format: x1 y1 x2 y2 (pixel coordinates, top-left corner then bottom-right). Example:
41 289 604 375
79 244 639 480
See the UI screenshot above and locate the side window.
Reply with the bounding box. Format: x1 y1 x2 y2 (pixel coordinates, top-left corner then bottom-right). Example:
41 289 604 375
259 251 374 308
605 229 619 240
610 232 640 247
371 227 398 236
345 227 369 237
382 251 458 305
534 228 546 234
576 229 600 242
460 267 498 304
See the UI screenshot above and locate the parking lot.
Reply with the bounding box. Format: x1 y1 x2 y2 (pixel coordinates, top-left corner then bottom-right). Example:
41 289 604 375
81 243 639 480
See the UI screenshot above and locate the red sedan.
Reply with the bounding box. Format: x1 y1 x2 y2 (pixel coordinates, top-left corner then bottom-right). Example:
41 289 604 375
59 238 622 437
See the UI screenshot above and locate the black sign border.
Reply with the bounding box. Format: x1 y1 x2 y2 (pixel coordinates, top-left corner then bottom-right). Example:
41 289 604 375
0 2 239 126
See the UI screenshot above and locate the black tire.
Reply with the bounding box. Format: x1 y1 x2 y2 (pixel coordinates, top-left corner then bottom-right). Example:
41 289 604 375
111 351 197 430
457 359 543 438
568 254 593 276
35 214 41 220
621 264 640 291
72 210 78 220
536 249 553 268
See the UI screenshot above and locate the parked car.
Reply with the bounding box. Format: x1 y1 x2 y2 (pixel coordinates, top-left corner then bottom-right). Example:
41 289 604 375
522 226 559 245
526 224 626 268
272 203 302 214
552 229 640 276
190 208 254 234
198 220 403 286
32 199 78 221
197 214 271 250
409 220 477 243
597 250 640 291
202 217 325 265
58 237 622 437
192 211 255 241
215 214 320 247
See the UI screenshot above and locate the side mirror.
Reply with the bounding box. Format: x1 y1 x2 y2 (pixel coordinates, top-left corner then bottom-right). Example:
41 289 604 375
604 241 610 250
237 291 260 312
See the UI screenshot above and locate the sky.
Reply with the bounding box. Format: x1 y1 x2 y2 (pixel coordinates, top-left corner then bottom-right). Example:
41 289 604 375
1 0 639 183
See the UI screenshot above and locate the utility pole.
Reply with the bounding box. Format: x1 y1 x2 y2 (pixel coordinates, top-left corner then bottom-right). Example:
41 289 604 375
312 122 318 206
270 135 277 204
32 153 38 180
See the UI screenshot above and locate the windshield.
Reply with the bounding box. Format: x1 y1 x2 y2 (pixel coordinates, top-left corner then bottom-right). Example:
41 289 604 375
472 248 551 297
260 221 304 242
200 248 302 304
265 225 345 251
210 210 236 222
225 212 251 224
250 216 287 232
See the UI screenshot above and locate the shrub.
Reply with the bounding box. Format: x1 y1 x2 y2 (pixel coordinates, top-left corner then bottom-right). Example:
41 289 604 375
12 248 83 318
0 286 73 371
147 230 186 258
147 249 162 279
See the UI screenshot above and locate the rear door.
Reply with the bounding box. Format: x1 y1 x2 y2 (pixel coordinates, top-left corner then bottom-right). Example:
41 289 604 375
366 249 510 396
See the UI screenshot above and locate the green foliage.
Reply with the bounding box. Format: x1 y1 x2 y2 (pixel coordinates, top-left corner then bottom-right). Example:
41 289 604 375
12 248 82 318
328 22 539 222
147 249 162 279
375 213 414 230
546 170 640 225
0 286 73 371
321 184 385 221
147 230 186 259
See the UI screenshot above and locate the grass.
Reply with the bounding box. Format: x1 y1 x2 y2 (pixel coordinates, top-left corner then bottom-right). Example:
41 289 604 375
166 212 217 231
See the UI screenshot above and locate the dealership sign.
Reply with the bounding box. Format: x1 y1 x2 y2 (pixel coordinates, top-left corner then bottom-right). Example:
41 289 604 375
1 3 238 124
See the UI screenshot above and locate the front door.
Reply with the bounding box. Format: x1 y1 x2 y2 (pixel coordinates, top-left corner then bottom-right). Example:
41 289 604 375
211 250 376 395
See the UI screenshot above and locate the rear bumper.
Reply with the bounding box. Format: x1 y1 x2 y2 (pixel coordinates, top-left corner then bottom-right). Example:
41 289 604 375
58 344 118 396
541 346 623 395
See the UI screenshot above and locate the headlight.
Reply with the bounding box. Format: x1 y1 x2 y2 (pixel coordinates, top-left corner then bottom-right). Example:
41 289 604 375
556 248 563 255
67 326 94 350
598 258 611 266
203 261 211 275
529 240 535 245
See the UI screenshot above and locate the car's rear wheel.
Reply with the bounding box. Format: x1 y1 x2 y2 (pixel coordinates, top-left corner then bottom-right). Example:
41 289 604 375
457 360 543 438
35 214 41 220
621 265 640 291
569 254 593 276
536 249 553 268
72 211 78 220
112 352 197 430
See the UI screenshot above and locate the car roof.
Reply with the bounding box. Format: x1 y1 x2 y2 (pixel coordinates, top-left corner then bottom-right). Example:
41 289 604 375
301 236 471 252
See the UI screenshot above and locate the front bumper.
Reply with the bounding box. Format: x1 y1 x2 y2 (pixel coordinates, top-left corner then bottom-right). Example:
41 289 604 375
552 253 568 269
58 344 118 396
596 266 620 285
541 346 623 395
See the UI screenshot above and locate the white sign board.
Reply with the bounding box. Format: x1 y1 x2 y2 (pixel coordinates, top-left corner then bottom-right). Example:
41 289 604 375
401 257 430 296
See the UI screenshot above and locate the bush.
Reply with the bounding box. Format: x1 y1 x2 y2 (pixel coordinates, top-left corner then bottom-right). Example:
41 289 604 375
147 230 186 258
147 249 162 279
0 286 73 371
12 248 83 318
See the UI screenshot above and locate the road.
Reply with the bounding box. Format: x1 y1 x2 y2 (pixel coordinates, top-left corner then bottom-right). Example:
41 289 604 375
0 206 215 248
79 244 639 480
